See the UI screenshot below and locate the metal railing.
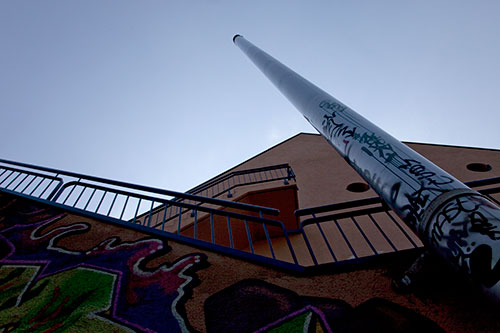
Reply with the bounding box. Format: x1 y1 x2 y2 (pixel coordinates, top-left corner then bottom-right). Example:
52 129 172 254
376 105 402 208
2 157 499 272
0 158 301 271
149 164 296 227
294 177 500 268
186 164 295 198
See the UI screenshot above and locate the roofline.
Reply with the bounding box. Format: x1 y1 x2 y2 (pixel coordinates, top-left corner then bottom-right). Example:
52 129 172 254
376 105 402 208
220 132 307 172
186 132 499 193
292 133 500 152
184 132 316 193
403 140 500 152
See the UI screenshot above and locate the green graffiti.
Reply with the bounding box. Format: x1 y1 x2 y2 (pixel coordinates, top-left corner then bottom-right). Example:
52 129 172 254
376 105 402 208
0 265 130 332
266 310 325 333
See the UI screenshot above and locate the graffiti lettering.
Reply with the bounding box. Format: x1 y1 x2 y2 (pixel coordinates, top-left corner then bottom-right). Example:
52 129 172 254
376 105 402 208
470 211 500 241
319 100 356 142
321 112 356 140
401 184 447 228
430 196 500 288
398 159 454 186
353 132 396 163
390 182 401 204
432 197 500 245
319 100 346 113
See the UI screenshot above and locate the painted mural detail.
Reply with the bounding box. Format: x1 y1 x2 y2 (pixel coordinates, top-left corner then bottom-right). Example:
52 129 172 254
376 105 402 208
429 194 500 288
204 279 443 333
0 195 207 332
0 265 123 332
255 305 332 333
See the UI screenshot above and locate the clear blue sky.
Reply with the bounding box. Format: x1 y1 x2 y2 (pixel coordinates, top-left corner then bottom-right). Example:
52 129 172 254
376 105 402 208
1 1 499 192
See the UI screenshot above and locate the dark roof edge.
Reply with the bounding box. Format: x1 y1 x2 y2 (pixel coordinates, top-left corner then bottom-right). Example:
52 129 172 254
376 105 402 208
274 133 500 152
184 132 316 193
403 140 500 152
224 132 309 172
186 133 499 193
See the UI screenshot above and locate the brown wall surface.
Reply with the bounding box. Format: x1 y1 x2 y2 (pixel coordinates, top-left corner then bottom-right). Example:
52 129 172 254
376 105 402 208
2 192 499 332
180 185 299 249
202 133 500 211
2 134 500 332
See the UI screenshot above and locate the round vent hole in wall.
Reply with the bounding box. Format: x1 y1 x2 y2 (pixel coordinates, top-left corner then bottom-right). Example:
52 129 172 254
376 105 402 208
466 163 492 172
346 182 370 193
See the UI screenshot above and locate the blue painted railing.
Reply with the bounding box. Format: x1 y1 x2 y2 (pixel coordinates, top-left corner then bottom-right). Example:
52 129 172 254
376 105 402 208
2 157 499 272
294 177 500 268
0 158 300 271
155 163 296 227
186 164 295 198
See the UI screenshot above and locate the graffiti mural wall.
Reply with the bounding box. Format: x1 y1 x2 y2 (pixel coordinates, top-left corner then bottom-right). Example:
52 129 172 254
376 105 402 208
3 192 497 332
204 279 443 333
0 194 207 332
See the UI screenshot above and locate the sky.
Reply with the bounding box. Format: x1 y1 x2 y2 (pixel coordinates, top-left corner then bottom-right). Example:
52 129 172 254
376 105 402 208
1 1 499 193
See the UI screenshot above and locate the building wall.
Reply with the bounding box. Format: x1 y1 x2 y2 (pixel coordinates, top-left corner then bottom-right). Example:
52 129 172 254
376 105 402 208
1 134 500 331
0 193 208 332
209 133 500 211
2 192 500 332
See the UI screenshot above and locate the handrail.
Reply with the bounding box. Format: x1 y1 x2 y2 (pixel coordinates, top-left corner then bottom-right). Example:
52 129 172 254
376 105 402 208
2 157 499 273
54 181 287 228
185 163 295 197
155 163 295 225
0 165 64 200
295 177 500 268
0 158 301 271
295 197 383 217
0 158 279 216
461 176 500 188
56 180 279 216
301 206 388 227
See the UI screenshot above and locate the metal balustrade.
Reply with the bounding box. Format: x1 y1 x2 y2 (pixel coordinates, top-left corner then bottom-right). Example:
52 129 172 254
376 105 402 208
154 164 296 228
0 158 301 271
186 164 295 198
0 165 63 201
2 157 499 272
294 177 500 268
